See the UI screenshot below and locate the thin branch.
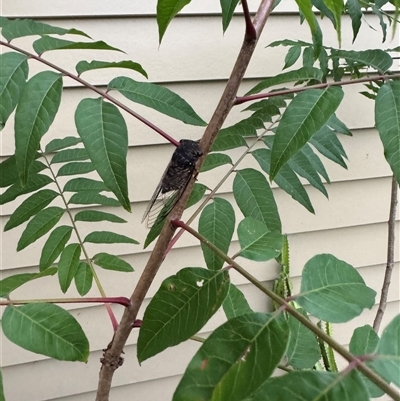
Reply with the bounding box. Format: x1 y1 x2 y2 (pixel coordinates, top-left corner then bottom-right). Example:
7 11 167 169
242 0 257 40
0 40 179 147
1 297 131 307
174 219 400 400
373 175 399 332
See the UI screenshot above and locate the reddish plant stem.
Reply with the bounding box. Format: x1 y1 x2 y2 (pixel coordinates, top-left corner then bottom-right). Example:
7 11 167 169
1 297 131 307
373 175 398 332
0 40 179 147
242 0 257 40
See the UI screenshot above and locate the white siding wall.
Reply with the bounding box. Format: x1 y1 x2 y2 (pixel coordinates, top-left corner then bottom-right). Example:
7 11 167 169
1 2 399 400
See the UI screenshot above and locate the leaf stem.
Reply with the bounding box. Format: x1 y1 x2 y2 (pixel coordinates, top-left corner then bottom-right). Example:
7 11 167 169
1 297 131 307
173 219 400 401
0 40 179 147
242 0 257 40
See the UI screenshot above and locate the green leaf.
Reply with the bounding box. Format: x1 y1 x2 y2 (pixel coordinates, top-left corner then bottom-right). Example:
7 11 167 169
270 87 344 179
50 148 89 164
0 268 57 298
33 36 122 55
311 0 336 25
109 77 206 126
223 283 253 319
324 0 343 44
253 148 315 213
0 156 46 188
375 81 400 185
233 169 281 233
327 113 352 136
0 368 4 401
4 189 59 231
373 314 400 387
296 254 376 323
157 0 192 43
39 226 73 271
0 174 53 205
15 71 62 184
331 49 392 72
0 52 29 130
1 303 89 361
76 60 147 78
350 325 384 398
173 313 288 401
68 191 121 207
137 267 230 362
57 161 95 176
74 262 93 296
84 231 138 244
1 19 90 41
199 198 235 270
286 309 320 369
298 142 330 183
220 0 240 32
371 5 387 42
74 98 130 211
17 207 64 251
45 136 81 153
63 177 109 192
201 153 232 172
93 252 134 272
211 130 247 152
74 210 126 223
186 183 207 208
284 46 302 69
246 67 323 96
347 0 362 42
237 217 283 261
58 243 81 293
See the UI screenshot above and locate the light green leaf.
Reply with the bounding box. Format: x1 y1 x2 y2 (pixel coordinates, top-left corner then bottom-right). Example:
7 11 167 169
63 177 109 192
324 0 343 44
332 49 392 72
347 0 362 42
223 283 253 319
84 231 138 244
17 207 64 251
74 210 126 223
33 36 123 55
57 161 95 177
375 81 400 185
2 303 89 361
45 136 81 153
0 52 29 130
93 252 134 272
270 87 344 179
201 153 232 172
39 226 73 271
4 189 59 231
50 148 88 164
233 169 281 233
220 0 240 32
297 254 376 323
108 76 206 126
173 313 288 401
0 268 57 298
74 262 93 296
76 60 147 78
68 191 121 207
237 217 283 261
284 46 302 69
15 71 62 184
137 267 230 362
58 243 81 293
199 198 235 270
211 130 247 151
75 98 130 211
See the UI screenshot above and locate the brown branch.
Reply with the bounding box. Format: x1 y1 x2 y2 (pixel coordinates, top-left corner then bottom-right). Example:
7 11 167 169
95 1 276 399
373 175 399 332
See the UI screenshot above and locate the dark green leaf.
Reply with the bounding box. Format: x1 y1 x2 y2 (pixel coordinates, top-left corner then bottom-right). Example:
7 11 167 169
2 303 89 361
57 161 95 176
327 114 352 136
220 0 240 32
268 39 311 48
63 177 109 193
375 81 400 185
324 0 343 44
15 71 62 184
58 243 81 293
45 136 81 153
173 313 288 401
93 252 134 272
0 52 29 130
84 231 138 244
50 148 88 164
0 16 11 27
199 198 235 270
302 46 314 68
0 156 46 188
347 0 362 42
74 210 126 223
284 46 302 69
186 183 207 208
297 254 376 323
39 226 73 271
108 77 206 126
211 130 248 152
75 98 130 211
76 60 147 78
299 142 330 183
0 268 57 298
222 283 253 319
74 262 93 296
137 267 230 362
233 169 281 233
200 153 232 172
33 36 122 55
371 5 387 42
68 191 121 207
332 49 392 72
17 207 64 251
311 0 336 25
4 189 59 231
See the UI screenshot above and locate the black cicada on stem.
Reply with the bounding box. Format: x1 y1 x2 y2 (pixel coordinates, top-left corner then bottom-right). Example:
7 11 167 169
142 139 203 227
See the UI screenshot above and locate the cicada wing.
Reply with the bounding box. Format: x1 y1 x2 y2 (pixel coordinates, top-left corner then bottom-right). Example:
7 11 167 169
146 190 179 228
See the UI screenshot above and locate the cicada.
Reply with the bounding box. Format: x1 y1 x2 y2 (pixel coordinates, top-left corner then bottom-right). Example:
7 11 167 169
142 139 203 227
